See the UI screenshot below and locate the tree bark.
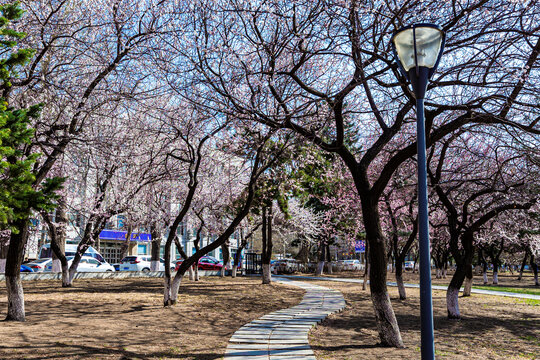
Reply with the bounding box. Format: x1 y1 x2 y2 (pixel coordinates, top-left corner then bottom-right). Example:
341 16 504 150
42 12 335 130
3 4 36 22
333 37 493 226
359 195 403 347
531 256 539 286
51 202 67 273
518 251 528 281
362 240 369 291
119 223 133 261
5 218 29 321
447 262 467 319
194 265 199 281
41 208 70 286
220 241 230 277
261 205 273 285
395 261 406 300
325 243 333 274
462 264 473 297
150 225 161 271
315 241 326 276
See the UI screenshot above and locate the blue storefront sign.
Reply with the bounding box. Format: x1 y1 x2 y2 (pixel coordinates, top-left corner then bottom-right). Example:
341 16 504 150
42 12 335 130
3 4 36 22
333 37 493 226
355 240 365 253
99 229 152 242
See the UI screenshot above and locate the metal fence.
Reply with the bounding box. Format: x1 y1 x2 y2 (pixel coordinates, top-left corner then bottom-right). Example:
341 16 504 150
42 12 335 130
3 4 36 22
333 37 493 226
245 252 262 275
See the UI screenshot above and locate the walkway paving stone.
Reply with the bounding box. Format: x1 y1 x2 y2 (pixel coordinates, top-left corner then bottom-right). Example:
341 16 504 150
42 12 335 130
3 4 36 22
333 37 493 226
224 278 345 359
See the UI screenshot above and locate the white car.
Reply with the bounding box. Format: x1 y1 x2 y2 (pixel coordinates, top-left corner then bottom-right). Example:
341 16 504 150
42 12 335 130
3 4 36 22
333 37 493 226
45 256 115 272
119 255 174 272
26 258 52 272
342 259 363 271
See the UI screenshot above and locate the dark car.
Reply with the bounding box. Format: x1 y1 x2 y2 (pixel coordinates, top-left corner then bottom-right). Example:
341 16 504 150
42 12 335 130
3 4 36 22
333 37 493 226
20 264 33 272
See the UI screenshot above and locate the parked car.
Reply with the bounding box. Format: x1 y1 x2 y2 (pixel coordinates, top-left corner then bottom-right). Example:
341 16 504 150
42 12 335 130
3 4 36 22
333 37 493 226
270 260 277 274
274 259 298 274
25 258 52 272
343 259 363 271
20 264 33 272
404 261 416 271
175 256 224 271
39 243 105 263
198 256 223 271
44 256 115 272
119 256 175 272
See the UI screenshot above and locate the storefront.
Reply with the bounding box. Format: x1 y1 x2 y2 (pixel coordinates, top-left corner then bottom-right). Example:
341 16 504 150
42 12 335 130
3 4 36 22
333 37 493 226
99 229 152 264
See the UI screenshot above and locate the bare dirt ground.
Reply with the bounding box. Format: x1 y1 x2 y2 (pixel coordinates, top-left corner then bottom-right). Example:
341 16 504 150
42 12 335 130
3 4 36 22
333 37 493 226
319 270 540 293
308 279 540 360
0 277 303 360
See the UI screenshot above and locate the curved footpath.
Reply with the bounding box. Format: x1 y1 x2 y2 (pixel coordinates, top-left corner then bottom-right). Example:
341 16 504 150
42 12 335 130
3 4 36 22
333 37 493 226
277 275 540 300
224 278 345 360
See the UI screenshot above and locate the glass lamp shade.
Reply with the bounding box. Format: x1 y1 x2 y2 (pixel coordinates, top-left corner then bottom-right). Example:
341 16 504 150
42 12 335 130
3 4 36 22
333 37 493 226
392 26 443 72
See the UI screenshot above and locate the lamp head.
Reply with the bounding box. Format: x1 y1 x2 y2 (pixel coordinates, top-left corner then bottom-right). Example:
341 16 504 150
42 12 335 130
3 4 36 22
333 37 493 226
391 23 445 98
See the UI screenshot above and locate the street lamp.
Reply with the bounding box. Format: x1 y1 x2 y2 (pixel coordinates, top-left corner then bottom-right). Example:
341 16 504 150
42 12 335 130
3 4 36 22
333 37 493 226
391 23 445 360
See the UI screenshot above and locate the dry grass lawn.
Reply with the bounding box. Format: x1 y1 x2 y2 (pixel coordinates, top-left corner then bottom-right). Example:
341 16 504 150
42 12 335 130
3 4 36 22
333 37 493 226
0 277 304 359
308 279 540 360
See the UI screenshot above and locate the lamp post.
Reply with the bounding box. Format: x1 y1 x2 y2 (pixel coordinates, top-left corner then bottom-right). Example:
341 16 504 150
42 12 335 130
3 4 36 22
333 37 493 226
391 23 445 360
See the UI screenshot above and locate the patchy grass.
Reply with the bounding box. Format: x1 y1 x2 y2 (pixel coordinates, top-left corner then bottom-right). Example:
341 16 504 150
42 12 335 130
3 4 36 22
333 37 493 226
472 286 540 296
321 270 539 294
0 277 304 359
308 279 540 360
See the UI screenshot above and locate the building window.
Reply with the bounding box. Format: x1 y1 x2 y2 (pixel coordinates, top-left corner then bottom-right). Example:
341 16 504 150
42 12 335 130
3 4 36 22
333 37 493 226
117 215 125 229
137 244 147 254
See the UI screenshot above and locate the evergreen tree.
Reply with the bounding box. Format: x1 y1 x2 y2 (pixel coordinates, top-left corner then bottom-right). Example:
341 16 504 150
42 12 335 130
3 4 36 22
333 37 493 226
0 2 63 322
0 1 62 231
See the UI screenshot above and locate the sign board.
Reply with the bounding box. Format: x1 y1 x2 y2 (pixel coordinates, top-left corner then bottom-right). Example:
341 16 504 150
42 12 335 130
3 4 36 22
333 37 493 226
355 240 365 253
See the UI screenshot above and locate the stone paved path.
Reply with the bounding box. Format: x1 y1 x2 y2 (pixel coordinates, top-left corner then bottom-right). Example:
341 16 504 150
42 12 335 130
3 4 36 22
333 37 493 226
277 275 540 300
224 278 345 360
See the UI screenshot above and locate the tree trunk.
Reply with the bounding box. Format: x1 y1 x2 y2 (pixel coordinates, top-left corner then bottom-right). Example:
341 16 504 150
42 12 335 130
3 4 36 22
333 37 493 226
315 242 326 276
52 201 68 273
316 261 325 276
220 242 230 277
262 263 271 284
0 230 10 273
518 251 528 281
232 265 237 278
447 263 467 319
325 243 333 274
362 241 369 291
164 273 182 306
119 223 133 261
5 219 29 321
492 260 499 284
326 261 333 274
5 274 25 321
194 265 199 281
361 199 403 347
370 250 403 347
463 264 473 297
531 256 539 286
188 266 195 280
150 226 161 272
261 206 273 284
395 260 406 300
